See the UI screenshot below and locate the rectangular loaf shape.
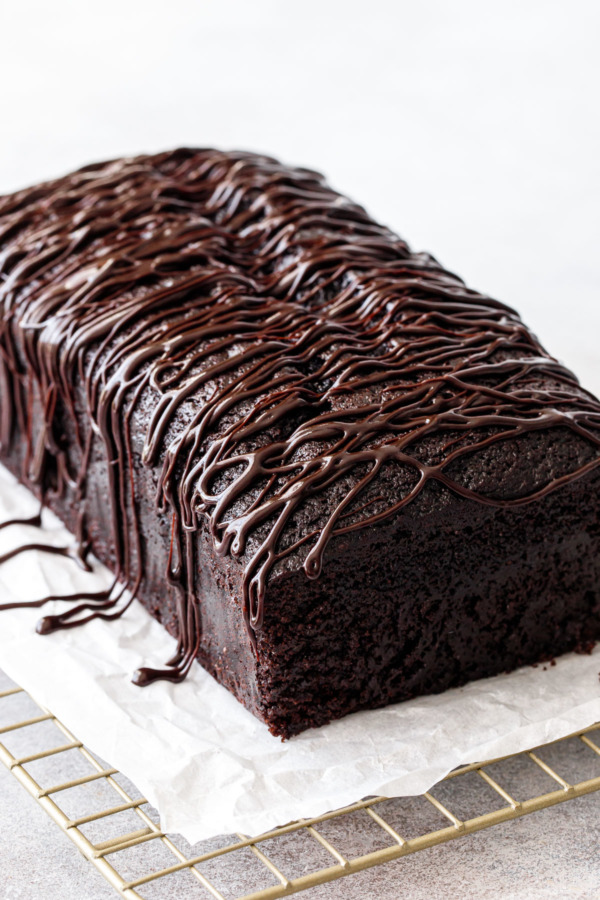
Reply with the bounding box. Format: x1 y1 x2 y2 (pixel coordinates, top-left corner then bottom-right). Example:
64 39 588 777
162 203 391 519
1 149 600 737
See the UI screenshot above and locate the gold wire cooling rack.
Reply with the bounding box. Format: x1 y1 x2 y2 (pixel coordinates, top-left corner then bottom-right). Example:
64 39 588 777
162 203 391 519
1 674 600 900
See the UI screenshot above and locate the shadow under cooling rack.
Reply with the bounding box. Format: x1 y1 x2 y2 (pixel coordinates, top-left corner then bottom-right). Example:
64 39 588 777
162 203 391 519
1 670 600 900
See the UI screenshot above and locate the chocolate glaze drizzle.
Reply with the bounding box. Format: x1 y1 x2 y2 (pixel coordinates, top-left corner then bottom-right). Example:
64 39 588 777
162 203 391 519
1 148 600 684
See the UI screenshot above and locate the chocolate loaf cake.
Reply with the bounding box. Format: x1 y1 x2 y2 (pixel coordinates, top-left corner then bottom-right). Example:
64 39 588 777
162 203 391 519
1 148 600 738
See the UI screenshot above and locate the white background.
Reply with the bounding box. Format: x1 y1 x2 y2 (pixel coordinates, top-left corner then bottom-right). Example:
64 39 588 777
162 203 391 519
0 0 598 389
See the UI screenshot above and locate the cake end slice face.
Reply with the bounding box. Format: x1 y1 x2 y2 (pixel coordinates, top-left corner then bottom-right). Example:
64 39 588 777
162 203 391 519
252 433 600 737
1 148 600 737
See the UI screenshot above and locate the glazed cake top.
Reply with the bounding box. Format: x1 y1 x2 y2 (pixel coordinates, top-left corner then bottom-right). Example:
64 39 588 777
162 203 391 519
1 148 600 666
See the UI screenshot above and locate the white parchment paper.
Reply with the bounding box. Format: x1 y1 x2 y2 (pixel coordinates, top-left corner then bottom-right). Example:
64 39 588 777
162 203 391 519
0 463 598 842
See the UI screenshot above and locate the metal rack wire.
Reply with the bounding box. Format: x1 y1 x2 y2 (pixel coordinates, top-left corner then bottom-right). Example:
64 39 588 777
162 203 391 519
1 673 600 900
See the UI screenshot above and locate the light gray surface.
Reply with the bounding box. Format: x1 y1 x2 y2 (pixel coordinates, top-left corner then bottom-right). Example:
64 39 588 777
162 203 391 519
1 669 600 900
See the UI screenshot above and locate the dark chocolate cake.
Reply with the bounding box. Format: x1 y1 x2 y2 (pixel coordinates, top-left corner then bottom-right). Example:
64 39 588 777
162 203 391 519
1 148 599 737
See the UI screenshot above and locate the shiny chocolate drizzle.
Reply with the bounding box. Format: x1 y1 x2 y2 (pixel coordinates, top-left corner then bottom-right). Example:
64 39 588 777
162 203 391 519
1 148 600 684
